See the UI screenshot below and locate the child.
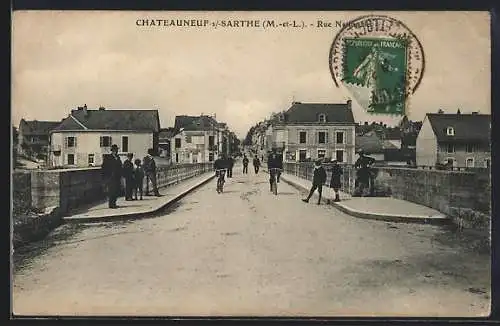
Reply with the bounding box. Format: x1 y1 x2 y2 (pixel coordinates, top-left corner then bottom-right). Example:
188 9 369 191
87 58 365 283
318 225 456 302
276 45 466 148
329 159 343 202
133 158 145 200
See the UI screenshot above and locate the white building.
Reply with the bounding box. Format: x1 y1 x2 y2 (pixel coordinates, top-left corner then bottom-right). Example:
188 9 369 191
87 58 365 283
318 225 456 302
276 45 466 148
170 115 227 163
416 111 491 168
48 105 160 168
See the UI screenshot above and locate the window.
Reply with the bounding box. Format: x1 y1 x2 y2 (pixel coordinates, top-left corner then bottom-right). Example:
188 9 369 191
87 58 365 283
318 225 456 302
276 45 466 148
209 152 214 162
445 158 456 167
299 131 307 144
122 136 129 152
446 143 455 153
466 144 475 153
485 159 490 168
299 150 307 161
318 131 327 144
67 153 75 165
175 138 181 148
66 136 77 148
317 149 326 159
100 136 111 147
336 132 344 144
336 150 344 163
88 154 95 165
318 114 326 123
466 158 475 168
175 153 179 163
208 136 215 147
446 127 455 136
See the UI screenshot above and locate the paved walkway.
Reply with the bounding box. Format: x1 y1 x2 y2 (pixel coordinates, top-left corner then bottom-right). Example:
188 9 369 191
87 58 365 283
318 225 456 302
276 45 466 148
13 165 490 316
281 173 448 224
64 172 214 223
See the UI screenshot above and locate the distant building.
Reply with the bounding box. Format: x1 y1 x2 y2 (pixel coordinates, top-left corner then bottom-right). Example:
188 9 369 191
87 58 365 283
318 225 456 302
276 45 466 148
272 101 356 163
170 115 228 163
18 119 61 159
48 105 160 168
416 111 490 168
158 128 176 160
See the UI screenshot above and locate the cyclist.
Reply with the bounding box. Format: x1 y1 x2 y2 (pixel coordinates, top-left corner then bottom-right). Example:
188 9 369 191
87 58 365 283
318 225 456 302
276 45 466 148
267 147 283 192
213 154 227 193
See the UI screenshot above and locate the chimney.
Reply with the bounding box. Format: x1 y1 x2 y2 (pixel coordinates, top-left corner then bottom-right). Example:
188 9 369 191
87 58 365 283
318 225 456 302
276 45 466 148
457 109 461 114
472 111 478 115
437 109 444 114
347 99 352 110
99 106 105 110
82 104 89 117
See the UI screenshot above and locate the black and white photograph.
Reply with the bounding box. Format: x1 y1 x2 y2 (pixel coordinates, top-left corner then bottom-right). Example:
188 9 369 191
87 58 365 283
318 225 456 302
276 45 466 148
11 11 491 317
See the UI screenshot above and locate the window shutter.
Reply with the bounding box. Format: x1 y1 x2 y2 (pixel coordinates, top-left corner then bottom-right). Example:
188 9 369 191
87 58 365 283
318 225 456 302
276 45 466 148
64 137 68 149
100 136 103 147
74 137 77 148
325 132 329 143
109 137 113 147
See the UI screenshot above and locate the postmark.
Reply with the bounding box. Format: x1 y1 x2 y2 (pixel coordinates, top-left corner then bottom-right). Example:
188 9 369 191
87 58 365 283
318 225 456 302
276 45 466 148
329 15 425 116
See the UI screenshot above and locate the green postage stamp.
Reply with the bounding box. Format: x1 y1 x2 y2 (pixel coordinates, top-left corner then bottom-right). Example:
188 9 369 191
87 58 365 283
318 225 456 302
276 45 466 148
329 15 425 116
342 38 407 114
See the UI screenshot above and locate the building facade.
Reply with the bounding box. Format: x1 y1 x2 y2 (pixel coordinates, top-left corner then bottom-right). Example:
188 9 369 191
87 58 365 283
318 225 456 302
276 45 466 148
170 115 229 164
416 112 490 168
271 101 356 163
48 105 160 168
18 119 61 160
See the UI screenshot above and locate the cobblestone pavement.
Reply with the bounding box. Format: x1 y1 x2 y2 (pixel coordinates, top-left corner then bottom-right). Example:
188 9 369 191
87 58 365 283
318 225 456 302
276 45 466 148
12 167 490 317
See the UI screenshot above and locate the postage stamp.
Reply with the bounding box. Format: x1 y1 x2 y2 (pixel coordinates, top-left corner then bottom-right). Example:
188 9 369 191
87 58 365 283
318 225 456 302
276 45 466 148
329 15 425 116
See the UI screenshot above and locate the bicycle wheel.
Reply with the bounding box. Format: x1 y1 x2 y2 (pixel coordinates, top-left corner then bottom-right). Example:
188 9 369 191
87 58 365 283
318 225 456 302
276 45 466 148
272 180 277 195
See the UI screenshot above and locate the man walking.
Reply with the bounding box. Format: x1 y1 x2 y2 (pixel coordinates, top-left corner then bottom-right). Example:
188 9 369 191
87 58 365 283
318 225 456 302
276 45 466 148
242 154 249 174
101 144 123 208
253 156 261 174
302 159 327 205
143 148 161 197
227 155 234 178
122 153 135 201
354 150 375 196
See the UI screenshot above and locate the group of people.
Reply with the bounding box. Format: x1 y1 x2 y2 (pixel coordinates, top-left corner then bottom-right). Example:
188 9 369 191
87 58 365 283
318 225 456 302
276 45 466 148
302 150 376 204
101 145 161 209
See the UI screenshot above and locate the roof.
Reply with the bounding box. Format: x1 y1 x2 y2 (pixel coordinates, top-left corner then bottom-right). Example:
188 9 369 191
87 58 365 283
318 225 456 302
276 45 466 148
174 115 218 131
159 128 176 140
282 102 355 124
52 108 160 132
426 113 490 143
19 119 61 135
355 132 384 153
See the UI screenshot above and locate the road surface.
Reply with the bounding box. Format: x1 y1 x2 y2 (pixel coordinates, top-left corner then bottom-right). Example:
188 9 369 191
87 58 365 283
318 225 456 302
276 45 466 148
12 166 490 317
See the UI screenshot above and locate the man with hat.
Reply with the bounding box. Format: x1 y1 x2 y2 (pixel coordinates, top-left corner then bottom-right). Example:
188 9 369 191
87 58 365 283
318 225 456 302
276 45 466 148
302 158 327 204
267 147 283 192
354 149 375 196
101 144 123 208
143 148 161 197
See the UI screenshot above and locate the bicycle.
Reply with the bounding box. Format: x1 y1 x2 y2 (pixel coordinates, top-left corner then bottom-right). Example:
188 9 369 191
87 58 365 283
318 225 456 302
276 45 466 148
215 168 227 194
269 168 282 195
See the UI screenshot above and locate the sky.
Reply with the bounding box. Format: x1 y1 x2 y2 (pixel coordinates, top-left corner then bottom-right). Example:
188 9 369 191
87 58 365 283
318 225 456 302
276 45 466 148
12 11 490 138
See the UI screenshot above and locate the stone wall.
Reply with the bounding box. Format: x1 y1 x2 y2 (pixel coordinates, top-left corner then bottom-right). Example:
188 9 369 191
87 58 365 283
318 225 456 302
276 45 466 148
13 162 214 217
283 162 491 231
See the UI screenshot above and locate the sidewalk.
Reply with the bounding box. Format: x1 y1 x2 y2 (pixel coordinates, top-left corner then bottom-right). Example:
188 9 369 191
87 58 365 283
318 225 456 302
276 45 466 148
63 172 215 223
280 173 449 225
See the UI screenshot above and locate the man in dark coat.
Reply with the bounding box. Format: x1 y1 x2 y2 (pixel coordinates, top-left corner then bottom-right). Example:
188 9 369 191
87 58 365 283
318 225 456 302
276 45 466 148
227 156 234 178
267 148 283 191
143 148 161 197
253 156 261 174
101 144 123 208
302 159 327 205
122 153 135 201
329 159 343 202
242 155 249 174
354 150 375 196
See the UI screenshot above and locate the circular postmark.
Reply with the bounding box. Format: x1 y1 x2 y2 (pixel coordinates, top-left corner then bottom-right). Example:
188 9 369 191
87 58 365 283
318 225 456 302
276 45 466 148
329 15 425 115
